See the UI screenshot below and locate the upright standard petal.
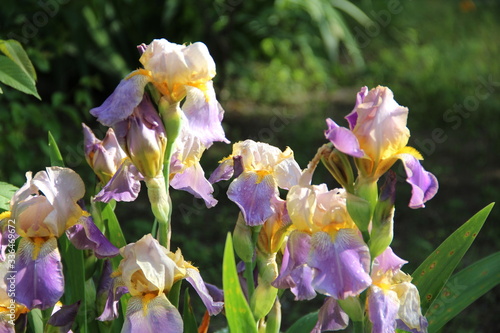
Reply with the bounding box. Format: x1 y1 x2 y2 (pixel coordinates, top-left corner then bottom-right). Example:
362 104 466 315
66 215 119 259
90 74 150 127
122 294 183 333
309 230 371 300
14 237 64 310
398 154 439 208
349 86 410 162
227 171 278 226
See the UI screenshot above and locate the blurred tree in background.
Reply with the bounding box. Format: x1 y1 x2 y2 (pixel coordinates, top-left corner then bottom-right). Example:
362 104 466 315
1 0 499 331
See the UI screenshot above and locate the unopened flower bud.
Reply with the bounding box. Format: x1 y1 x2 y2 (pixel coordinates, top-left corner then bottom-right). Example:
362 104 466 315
123 95 167 179
83 124 127 184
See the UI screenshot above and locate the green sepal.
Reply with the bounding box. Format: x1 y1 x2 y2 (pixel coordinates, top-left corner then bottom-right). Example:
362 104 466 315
411 203 494 314
250 281 278 321
265 298 281 333
223 233 258 333
233 213 255 262
426 251 500 332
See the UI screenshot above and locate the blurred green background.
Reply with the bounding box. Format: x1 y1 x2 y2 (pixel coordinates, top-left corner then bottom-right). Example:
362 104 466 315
1 0 499 332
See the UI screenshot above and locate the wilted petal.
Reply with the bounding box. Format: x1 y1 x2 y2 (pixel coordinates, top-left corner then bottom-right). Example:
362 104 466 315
66 215 119 259
14 237 64 309
183 83 228 147
396 317 428 333
325 119 365 158
90 74 150 127
228 171 278 226
272 231 316 300
309 230 371 299
170 162 217 208
368 286 399 333
395 282 427 332
398 154 438 208
48 301 80 332
122 295 183 333
97 272 128 321
94 160 143 203
185 268 224 315
312 297 349 332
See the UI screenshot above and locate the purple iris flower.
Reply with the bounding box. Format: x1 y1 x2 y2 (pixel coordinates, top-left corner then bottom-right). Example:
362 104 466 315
325 86 438 208
6 167 118 310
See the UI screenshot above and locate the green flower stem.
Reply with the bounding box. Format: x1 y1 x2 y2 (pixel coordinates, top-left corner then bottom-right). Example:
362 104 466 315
244 225 262 300
352 320 364 333
145 175 172 249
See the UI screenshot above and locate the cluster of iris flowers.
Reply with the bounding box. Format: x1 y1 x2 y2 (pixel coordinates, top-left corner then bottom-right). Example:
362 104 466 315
0 38 441 333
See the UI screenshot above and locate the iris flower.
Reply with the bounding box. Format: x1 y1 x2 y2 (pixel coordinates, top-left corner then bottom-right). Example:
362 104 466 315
98 234 223 332
367 247 428 333
273 180 371 303
3 167 118 310
89 39 228 207
210 140 302 226
325 86 438 208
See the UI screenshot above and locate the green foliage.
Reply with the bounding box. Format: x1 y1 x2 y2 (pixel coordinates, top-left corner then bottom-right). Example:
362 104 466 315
426 251 500 332
285 311 318 333
222 233 258 333
411 203 494 313
0 182 18 211
0 39 40 99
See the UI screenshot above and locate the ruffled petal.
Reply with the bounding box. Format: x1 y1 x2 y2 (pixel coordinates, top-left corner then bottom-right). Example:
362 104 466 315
66 215 119 259
312 297 349 332
170 162 217 208
182 83 228 147
14 237 64 310
122 294 183 333
372 247 408 277
325 119 365 158
185 268 224 315
208 158 234 184
398 154 439 208
368 286 400 333
272 231 316 300
90 73 150 127
227 172 278 226
94 159 143 203
345 86 368 130
309 230 371 299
